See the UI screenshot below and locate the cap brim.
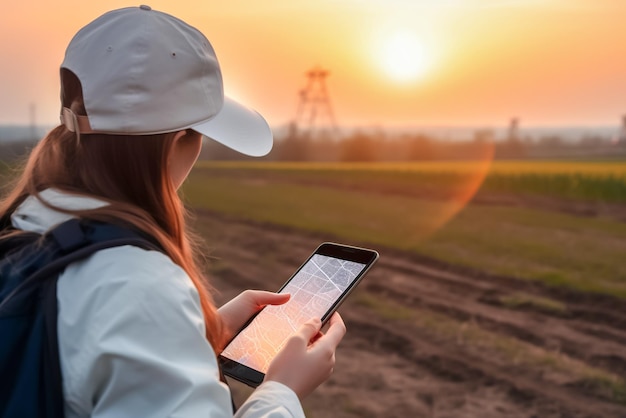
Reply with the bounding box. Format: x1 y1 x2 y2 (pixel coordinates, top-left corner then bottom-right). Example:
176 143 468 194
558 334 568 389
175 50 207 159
191 97 273 157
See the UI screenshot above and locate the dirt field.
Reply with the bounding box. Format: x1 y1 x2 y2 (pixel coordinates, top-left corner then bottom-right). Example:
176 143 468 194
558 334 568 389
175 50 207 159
194 209 626 418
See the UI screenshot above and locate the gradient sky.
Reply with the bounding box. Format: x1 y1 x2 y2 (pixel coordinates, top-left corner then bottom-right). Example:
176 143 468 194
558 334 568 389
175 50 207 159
1 0 625 129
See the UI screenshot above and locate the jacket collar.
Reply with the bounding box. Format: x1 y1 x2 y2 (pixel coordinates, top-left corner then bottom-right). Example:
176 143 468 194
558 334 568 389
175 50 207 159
11 189 107 234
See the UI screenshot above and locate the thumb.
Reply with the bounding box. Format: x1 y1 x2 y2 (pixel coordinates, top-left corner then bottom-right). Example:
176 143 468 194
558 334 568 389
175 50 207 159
298 318 322 342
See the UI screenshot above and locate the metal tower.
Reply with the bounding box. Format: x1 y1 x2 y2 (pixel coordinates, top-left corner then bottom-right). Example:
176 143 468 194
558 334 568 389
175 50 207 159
29 103 37 140
294 67 339 139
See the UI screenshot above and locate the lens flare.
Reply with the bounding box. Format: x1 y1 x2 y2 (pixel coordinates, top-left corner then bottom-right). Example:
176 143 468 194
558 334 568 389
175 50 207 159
407 142 495 243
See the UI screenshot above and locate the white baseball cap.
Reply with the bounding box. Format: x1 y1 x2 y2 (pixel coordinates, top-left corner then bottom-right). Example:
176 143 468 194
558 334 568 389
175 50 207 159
60 5 272 157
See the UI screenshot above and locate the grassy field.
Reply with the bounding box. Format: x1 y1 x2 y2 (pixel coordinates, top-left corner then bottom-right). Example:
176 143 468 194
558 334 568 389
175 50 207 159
184 161 626 298
195 160 626 203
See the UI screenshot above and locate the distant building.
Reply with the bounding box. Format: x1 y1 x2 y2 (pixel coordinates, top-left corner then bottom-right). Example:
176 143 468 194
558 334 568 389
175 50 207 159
619 115 626 145
507 117 520 142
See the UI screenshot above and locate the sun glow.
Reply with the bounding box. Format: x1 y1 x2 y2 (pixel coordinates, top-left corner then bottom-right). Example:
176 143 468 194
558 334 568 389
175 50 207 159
378 29 432 83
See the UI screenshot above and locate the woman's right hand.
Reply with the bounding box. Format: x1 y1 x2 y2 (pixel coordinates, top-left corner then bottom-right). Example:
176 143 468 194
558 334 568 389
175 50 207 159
265 313 346 400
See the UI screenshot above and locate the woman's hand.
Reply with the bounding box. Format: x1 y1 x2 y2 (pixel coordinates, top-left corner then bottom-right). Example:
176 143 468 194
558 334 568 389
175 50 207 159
265 312 347 400
217 290 290 348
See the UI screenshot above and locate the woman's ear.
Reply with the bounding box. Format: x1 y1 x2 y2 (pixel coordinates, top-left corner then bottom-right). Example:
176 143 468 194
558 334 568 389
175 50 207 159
169 130 203 189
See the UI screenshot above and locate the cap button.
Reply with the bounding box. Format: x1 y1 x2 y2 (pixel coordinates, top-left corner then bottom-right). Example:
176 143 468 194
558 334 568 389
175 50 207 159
139 5 152 11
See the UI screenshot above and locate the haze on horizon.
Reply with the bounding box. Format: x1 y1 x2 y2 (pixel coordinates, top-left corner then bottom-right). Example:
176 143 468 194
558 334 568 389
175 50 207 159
1 0 625 129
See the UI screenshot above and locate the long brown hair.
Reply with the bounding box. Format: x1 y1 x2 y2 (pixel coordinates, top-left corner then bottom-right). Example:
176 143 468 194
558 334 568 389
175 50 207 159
0 72 224 351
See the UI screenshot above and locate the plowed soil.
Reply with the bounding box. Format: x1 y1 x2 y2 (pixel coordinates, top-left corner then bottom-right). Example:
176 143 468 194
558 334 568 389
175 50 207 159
195 210 626 418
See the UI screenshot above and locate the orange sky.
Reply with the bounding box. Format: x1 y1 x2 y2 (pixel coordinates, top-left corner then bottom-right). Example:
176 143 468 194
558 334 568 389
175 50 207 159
1 0 625 129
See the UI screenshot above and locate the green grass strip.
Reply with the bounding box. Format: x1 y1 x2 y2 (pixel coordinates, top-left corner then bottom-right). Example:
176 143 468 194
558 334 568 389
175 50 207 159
184 169 626 299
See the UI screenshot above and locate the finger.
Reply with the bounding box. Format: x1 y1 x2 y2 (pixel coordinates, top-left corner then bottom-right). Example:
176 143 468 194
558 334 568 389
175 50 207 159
309 331 324 345
328 312 345 328
321 313 347 347
297 318 322 342
248 290 291 307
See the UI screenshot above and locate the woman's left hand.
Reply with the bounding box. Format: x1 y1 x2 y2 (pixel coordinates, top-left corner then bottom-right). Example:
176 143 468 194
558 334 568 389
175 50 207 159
217 290 290 348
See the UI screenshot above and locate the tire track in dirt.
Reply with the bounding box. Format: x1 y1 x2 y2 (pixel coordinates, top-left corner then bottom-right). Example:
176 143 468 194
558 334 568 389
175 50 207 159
346 315 623 418
194 210 626 417
363 277 626 377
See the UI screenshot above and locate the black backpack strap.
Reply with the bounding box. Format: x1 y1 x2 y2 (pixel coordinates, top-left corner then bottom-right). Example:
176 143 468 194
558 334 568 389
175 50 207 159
0 219 162 313
41 274 64 418
40 219 162 280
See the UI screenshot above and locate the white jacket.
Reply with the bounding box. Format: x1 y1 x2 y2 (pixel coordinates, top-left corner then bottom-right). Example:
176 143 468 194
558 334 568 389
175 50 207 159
11 189 304 418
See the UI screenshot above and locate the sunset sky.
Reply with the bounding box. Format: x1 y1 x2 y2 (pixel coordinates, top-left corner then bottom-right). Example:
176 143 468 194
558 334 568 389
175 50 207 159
1 0 625 130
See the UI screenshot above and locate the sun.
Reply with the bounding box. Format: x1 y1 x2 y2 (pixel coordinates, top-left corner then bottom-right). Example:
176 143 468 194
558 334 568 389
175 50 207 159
379 30 431 83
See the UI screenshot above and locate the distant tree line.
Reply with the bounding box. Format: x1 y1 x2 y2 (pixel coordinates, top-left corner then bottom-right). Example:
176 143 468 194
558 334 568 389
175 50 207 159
200 129 626 162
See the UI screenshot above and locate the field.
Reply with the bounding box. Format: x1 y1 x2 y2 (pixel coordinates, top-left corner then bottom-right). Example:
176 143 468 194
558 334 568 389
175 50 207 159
186 161 626 298
183 160 626 417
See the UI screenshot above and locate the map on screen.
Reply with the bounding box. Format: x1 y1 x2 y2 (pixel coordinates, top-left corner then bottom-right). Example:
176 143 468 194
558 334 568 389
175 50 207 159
221 254 366 373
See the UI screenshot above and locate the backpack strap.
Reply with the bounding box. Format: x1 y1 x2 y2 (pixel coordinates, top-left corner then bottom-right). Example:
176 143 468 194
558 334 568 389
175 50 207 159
0 219 162 313
34 219 161 285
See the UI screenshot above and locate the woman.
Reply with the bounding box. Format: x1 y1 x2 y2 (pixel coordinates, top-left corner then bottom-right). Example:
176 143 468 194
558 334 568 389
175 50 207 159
0 6 345 417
